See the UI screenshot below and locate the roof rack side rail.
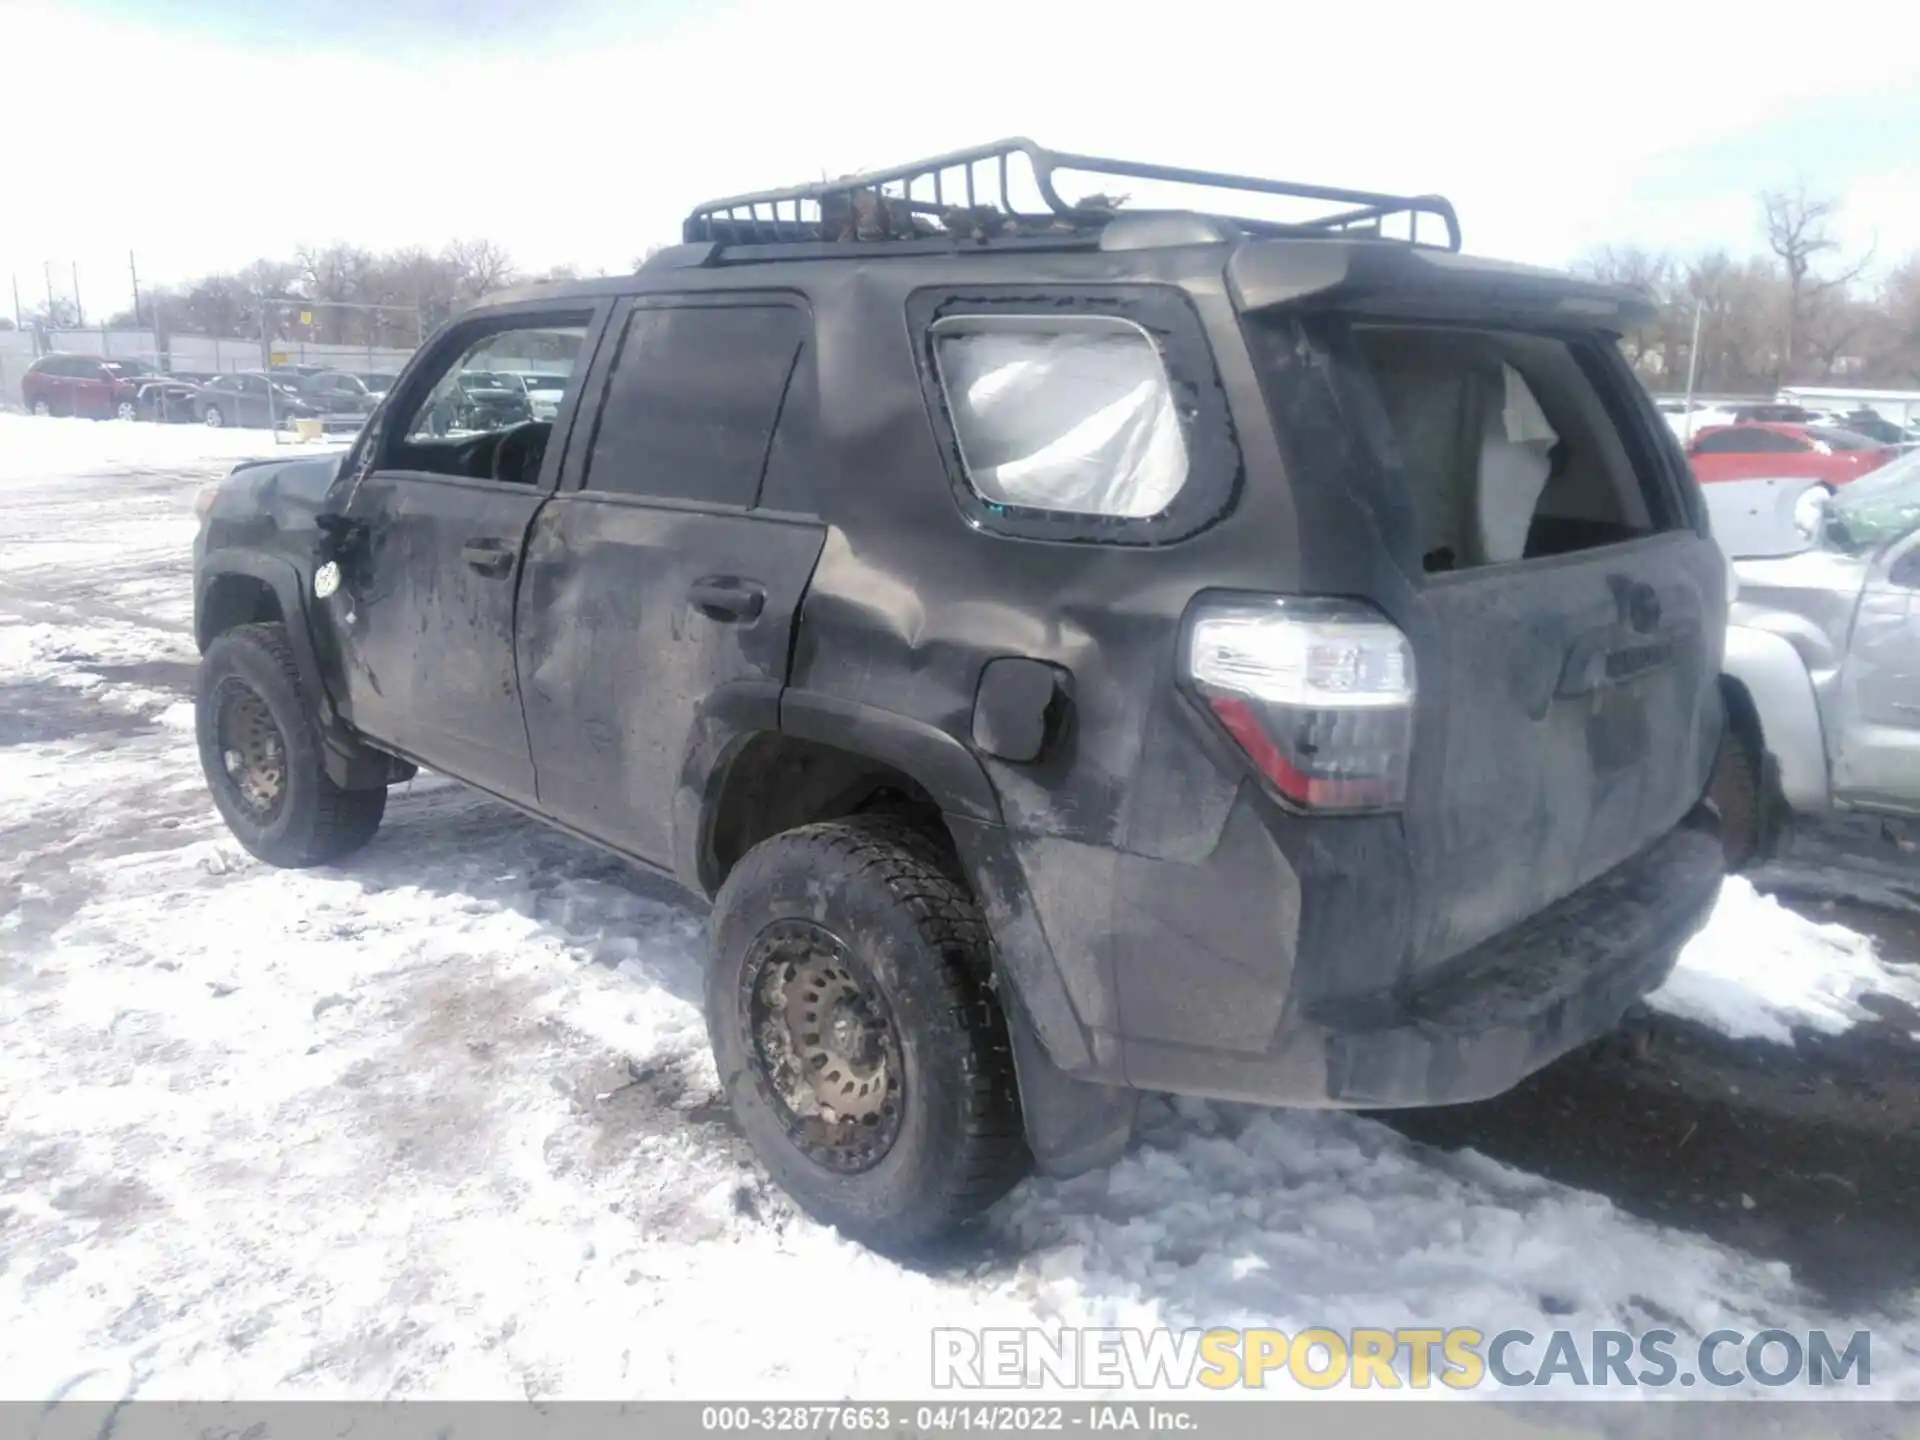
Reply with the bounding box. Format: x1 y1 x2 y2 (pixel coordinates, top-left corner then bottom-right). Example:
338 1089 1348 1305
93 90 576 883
1030 147 1462 251
682 138 1461 253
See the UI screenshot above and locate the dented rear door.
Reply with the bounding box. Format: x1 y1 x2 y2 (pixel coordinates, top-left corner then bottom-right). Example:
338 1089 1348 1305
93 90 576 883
517 295 826 868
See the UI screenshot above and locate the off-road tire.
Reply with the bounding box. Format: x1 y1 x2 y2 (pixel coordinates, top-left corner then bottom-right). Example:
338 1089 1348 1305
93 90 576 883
196 622 385 867
1708 721 1765 871
707 816 1029 1250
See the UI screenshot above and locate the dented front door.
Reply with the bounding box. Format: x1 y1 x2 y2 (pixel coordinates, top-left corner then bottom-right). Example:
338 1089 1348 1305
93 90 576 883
330 473 546 802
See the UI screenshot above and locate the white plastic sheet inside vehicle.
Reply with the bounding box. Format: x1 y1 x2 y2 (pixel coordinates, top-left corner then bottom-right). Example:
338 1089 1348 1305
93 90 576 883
934 320 1189 518
1475 363 1558 565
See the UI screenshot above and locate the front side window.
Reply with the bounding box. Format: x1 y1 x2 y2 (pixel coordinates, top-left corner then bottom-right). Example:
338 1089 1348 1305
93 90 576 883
401 325 585 445
930 315 1189 520
378 317 589 484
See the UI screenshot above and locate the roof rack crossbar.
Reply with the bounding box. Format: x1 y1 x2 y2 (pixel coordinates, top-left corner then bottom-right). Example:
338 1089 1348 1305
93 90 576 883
682 138 1461 252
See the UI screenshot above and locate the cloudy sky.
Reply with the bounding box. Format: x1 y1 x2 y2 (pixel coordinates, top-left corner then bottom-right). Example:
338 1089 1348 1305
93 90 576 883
3 0 1917 320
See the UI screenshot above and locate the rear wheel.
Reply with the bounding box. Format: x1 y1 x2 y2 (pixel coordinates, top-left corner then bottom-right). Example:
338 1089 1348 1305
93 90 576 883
115 399 138 421
196 622 385 867
1709 721 1765 871
706 816 1028 1250
30 398 50 417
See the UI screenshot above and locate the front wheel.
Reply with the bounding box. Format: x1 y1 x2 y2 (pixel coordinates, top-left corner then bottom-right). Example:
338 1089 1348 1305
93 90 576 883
30 398 51 417
202 404 224 428
706 817 1029 1250
196 622 385 867
115 399 138 421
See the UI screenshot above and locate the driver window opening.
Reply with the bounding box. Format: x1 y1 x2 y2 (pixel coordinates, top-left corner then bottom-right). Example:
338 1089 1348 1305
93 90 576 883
393 321 589 485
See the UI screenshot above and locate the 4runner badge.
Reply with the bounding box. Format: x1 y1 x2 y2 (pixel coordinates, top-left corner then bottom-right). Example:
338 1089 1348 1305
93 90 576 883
313 561 341 600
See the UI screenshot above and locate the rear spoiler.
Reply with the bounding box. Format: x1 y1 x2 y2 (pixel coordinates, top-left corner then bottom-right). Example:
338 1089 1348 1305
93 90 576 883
1227 240 1655 332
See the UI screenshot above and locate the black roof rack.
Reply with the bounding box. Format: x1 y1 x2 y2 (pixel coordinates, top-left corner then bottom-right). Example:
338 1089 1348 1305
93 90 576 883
682 137 1461 254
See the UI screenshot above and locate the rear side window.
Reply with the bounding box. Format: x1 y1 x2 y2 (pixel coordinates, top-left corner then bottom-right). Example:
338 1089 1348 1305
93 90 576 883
584 303 804 507
930 315 1189 519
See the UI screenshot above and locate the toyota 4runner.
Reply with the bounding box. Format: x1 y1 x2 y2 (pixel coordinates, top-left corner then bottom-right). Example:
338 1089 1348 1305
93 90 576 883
191 140 1728 1248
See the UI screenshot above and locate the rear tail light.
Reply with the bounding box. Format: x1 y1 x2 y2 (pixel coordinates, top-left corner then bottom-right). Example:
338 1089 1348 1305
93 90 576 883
1182 594 1416 813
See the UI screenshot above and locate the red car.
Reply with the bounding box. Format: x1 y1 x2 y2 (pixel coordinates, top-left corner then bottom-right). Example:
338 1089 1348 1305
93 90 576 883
1686 422 1895 487
20 354 160 420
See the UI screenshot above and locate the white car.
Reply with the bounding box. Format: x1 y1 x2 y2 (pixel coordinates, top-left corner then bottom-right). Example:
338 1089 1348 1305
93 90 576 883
1704 455 1920 865
521 372 568 421
1656 399 1739 440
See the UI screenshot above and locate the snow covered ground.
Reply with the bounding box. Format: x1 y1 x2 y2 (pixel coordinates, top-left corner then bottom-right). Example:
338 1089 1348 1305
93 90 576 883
1653 877 1920 1045
4 416 1920 1402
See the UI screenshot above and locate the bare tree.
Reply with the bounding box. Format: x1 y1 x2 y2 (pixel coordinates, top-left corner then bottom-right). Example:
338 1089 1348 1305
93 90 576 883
292 244 378 342
1574 244 1678 379
25 298 81 330
441 238 518 302
1761 185 1874 384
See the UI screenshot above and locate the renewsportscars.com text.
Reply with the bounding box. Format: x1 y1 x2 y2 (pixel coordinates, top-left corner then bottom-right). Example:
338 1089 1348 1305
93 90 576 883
931 1326 1873 1391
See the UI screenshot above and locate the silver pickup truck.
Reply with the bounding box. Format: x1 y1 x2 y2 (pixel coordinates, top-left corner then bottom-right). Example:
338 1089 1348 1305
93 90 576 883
1706 452 1920 865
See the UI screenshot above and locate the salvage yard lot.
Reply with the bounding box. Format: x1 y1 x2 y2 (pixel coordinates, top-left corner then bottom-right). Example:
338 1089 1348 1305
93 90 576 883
4 416 1920 1399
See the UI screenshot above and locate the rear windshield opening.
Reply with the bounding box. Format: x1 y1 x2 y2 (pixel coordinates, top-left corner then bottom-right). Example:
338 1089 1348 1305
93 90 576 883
1348 324 1674 575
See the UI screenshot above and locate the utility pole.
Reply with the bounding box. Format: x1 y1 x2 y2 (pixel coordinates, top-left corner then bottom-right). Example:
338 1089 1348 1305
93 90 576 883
1682 299 1704 445
9 272 20 330
43 260 54 318
128 250 142 329
71 262 83 328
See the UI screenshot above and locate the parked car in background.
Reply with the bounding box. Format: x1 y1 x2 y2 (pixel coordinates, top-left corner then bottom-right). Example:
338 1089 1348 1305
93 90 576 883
453 370 533 429
290 369 379 419
1687 422 1895 487
131 375 204 423
195 371 320 429
22 354 163 419
1837 410 1917 448
1657 400 1743 439
357 373 399 402
1705 455 1920 865
1728 403 1839 426
519 372 567 421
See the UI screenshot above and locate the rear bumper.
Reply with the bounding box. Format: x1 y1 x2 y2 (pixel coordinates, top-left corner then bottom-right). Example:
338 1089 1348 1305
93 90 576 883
1117 808 1723 1108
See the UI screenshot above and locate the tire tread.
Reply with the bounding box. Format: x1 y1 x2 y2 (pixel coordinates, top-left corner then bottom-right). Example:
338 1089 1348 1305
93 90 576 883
713 814 1029 1242
202 622 384 865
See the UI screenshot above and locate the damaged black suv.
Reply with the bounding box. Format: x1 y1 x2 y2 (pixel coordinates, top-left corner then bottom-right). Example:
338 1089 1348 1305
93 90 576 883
192 140 1728 1247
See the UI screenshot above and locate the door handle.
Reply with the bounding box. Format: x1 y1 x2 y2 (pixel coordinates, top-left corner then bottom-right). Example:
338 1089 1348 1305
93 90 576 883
462 539 516 578
688 575 766 622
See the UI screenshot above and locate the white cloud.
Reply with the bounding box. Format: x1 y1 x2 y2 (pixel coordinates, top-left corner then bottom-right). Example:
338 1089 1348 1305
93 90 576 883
3 0 1917 318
